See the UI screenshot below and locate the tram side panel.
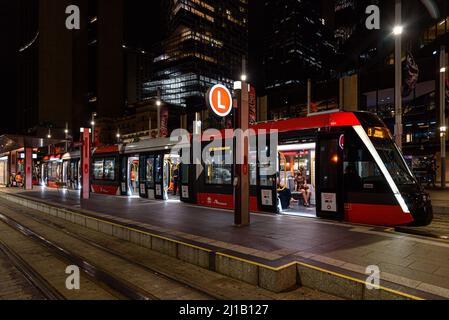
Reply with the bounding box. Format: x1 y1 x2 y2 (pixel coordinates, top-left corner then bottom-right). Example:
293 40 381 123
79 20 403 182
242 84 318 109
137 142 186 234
195 139 259 212
91 152 121 196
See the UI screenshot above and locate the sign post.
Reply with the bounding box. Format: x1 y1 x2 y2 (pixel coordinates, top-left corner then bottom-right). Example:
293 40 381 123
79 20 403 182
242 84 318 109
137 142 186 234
24 147 33 190
234 81 250 226
207 83 250 226
81 128 91 200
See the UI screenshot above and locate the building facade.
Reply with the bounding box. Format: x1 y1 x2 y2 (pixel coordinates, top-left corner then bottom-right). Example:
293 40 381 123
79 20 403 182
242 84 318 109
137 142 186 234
262 0 337 117
143 0 249 111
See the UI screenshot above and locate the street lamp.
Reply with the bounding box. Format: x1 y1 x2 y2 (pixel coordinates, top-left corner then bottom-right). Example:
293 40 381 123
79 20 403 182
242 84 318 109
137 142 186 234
241 74 247 82
393 25 403 36
393 0 403 149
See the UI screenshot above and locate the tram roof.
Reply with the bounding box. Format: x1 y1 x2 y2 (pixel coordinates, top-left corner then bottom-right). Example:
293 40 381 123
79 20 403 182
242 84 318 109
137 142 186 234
0 135 67 154
251 111 361 133
123 136 191 155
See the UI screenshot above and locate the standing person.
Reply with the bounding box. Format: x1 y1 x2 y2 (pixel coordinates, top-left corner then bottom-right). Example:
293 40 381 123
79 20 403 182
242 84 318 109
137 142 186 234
427 160 436 188
130 165 137 194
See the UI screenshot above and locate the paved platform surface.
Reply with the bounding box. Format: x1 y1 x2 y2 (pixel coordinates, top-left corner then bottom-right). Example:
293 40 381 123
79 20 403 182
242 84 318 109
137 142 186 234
2 187 449 299
428 188 449 214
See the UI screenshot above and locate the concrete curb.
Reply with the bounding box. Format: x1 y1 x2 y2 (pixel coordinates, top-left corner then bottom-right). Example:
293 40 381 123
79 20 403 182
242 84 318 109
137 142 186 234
0 192 441 300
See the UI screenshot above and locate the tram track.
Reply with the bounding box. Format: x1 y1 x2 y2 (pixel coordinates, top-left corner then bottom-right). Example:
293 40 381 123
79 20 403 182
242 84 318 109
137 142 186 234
0 239 65 300
0 201 217 300
0 212 156 300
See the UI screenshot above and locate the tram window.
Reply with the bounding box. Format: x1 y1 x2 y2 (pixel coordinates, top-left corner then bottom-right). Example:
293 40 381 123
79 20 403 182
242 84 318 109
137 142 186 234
319 139 338 189
205 149 232 185
155 155 163 183
249 148 257 186
93 159 104 180
92 158 115 181
369 136 416 185
47 161 61 181
104 158 116 181
259 160 275 187
146 157 154 185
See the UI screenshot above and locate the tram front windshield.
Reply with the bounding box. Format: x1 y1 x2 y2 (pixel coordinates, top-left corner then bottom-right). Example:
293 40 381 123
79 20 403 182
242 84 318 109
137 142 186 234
356 112 417 187
369 133 416 186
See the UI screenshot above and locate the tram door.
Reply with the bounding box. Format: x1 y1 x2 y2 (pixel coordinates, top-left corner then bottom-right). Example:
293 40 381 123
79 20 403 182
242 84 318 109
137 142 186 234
316 133 344 220
154 154 165 200
128 157 140 196
257 134 278 213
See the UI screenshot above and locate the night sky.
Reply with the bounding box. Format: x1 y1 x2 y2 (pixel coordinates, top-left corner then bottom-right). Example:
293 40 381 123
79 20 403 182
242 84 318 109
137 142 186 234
0 1 18 134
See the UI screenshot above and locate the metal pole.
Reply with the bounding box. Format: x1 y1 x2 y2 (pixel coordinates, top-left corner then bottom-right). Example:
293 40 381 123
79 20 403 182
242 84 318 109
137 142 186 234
157 105 161 138
440 45 446 188
307 79 312 115
194 112 201 135
65 122 69 152
394 0 403 149
157 89 162 138
234 58 250 226
91 113 96 147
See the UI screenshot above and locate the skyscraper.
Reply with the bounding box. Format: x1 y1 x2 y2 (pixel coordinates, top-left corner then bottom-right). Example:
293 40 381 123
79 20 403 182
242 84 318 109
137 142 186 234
6 0 127 139
143 0 248 110
262 0 337 115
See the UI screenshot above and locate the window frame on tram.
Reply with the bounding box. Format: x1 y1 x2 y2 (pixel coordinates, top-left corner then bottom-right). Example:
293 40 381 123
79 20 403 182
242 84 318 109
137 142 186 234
91 153 120 186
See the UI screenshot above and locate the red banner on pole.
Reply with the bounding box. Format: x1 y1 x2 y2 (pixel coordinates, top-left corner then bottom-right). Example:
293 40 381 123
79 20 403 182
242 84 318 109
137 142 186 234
25 148 32 190
249 85 257 125
160 106 169 138
82 128 91 199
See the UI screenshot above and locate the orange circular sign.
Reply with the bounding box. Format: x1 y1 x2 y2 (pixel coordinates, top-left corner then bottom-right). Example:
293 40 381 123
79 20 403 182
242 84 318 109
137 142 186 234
208 84 233 117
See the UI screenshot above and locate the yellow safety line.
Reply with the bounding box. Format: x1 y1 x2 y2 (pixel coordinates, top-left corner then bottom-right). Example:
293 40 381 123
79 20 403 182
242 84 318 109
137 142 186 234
296 261 424 301
0 192 426 300
217 252 423 300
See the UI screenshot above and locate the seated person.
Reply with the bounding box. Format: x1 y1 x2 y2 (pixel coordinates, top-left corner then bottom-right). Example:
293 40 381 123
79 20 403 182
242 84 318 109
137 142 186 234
277 182 292 210
15 172 23 187
295 168 311 207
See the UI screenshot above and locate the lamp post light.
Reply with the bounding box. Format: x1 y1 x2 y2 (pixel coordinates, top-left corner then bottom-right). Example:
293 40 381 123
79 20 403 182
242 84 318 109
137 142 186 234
47 128 52 154
393 0 403 150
